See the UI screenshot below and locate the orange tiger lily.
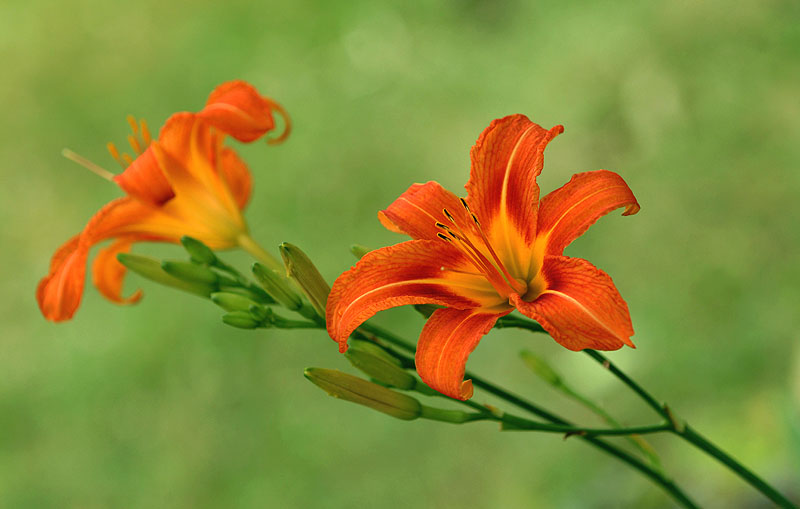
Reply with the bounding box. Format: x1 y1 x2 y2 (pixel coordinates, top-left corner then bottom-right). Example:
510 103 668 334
37 80 290 322
327 115 640 400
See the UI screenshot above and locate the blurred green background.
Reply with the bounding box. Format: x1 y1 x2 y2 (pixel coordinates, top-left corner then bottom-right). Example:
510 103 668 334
3 0 799 507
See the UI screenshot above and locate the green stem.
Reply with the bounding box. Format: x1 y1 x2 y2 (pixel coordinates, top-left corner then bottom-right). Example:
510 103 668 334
504 315 796 508
237 233 284 272
583 349 669 420
674 425 796 508
360 320 698 508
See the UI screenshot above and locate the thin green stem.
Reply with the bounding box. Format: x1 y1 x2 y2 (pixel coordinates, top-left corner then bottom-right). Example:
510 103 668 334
504 314 797 508
361 320 698 508
583 349 669 420
674 425 796 508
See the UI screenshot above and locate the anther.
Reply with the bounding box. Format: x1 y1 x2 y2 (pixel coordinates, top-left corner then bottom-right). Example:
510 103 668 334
126 115 139 135
106 142 126 169
140 119 152 145
442 208 455 223
128 134 142 155
471 213 481 227
436 233 451 242
459 197 471 212
435 222 450 231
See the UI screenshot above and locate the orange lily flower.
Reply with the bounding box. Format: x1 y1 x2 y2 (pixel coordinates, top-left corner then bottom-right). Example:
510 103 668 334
37 80 290 322
327 115 640 400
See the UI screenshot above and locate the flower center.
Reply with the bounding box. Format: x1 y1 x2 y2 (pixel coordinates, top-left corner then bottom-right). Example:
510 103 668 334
435 198 528 298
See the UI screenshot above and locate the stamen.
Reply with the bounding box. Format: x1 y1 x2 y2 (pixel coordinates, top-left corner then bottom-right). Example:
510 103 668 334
440 266 484 277
62 149 116 182
459 197 471 213
122 153 134 166
435 222 450 231
126 115 139 135
127 134 142 155
468 208 528 295
106 142 126 169
436 233 451 242
442 208 456 223
140 119 152 145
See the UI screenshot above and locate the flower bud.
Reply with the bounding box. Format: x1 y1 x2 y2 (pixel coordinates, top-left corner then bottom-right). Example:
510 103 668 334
350 244 371 259
520 350 562 387
344 340 416 390
304 368 422 420
117 253 213 297
161 260 219 285
210 292 260 312
180 236 217 265
279 243 329 317
222 310 261 329
252 262 303 310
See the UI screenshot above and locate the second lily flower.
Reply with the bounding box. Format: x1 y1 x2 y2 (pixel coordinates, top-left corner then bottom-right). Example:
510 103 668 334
327 115 640 400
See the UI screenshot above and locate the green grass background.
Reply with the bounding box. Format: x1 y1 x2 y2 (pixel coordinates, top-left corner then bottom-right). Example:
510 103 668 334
3 0 800 507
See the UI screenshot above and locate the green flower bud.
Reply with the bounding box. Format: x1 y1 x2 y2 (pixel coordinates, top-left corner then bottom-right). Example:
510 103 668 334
161 260 219 285
520 350 562 387
222 311 261 329
117 253 213 297
304 368 422 420
279 243 330 317
180 236 217 265
252 262 303 310
350 244 371 259
345 340 416 390
210 292 260 312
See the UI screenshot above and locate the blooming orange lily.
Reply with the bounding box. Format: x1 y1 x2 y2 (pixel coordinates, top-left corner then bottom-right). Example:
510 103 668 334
327 115 640 400
37 80 290 322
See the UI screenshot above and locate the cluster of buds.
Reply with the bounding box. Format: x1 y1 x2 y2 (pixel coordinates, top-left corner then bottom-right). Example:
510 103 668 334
119 236 330 331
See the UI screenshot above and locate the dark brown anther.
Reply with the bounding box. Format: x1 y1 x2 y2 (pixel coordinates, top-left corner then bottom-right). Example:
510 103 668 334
436 233 451 242
459 197 471 212
435 222 450 230
442 208 455 223
471 213 481 227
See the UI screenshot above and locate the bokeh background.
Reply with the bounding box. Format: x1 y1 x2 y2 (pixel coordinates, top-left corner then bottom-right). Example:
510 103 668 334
3 0 799 507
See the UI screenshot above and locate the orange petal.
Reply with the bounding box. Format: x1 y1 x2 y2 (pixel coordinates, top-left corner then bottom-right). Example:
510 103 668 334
199 80 279 143
466 115 563 246
36 235 88 322
511 255 635 351
113 147 175 206
537 170 640 256
378 181 475 240
92 238 143 304
415 308 510 400
219 146 252 209
326 240 502 352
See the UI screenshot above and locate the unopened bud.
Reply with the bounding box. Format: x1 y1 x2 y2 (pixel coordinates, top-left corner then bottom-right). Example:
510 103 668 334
180 236 217 265
520 350 562 387
304 368 421 420
350 244 371 259
117 253 213 297
252 262 302 310
345 340 416 390
279 243 329 317
222 311 261 329
211 292 260 312
161 260 219 285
